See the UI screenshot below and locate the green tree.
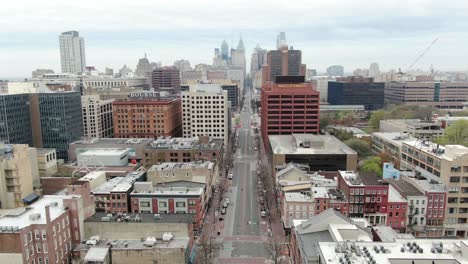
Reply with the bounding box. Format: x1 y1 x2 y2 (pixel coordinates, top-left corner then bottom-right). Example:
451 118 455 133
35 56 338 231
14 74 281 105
369 110 385 129
451 111 468 117
361 157 383 177
320 115 331 130
332 129 354 142
344 138 372 159
434 120 468 147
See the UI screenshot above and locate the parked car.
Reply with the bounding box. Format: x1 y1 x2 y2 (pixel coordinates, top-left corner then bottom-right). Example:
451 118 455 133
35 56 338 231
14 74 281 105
228 172 233 179
222 201 228 208
261 208 267 217
221 208 226 214
225 198 230 205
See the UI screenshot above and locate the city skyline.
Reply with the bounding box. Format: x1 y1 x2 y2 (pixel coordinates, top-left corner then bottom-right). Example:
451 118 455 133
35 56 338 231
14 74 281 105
2 0 468 78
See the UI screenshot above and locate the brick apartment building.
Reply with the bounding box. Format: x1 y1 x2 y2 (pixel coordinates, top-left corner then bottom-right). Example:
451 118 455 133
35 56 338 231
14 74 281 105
112 96 182 138
0 183 95 264
130 182 206 232
261 76 320 148
338 171 394 226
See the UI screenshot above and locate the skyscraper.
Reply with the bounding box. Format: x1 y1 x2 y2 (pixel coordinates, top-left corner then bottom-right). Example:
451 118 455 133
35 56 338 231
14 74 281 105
135 54 152 77
221 40 229 62
0 92 83 160
369 62 380 78
276 32 287 49
230 37 246 77
59 31 86 74
262 46 306 84
152 66 181 94
250 44 267 76
326 65 344 76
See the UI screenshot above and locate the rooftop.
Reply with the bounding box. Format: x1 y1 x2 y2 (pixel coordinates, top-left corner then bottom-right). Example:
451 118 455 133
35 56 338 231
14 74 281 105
36 148 56 154
79 171 106 182
0 195 76 230
387 185 407 203
70 138 153 146
269 134 357 155
318 239 468 264
403 140 468 160
149 161 214 172
85 212 194 224
372 132 417 147
79 148 129 156
132 182 204 196
92 171 146 194
385 178 424 197
339 171 384 186
285 192 312 202
77 237 189 251
148 136 223 150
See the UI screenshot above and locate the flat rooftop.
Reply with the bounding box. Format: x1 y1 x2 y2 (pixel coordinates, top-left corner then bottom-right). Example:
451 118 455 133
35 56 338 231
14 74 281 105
318 239 468 264
132 182 204 196
284 192 312 202
148 136 223 150
372 132 417 147
149 161 214 171
403 140 468 160
0 195 77 230
70 138 153 146
36 148 56 154
269 134 357 155
85 212 194 224
79 148 129 156
92 171 145 194
385 178 424 197
340 171 384 186
76 237 189 251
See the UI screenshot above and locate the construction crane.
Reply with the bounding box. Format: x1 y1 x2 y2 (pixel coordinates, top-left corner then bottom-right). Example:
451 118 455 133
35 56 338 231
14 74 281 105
406 38 439 72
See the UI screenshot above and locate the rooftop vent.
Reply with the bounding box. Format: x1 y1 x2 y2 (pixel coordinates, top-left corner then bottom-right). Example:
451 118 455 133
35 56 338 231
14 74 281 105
29 213 41 221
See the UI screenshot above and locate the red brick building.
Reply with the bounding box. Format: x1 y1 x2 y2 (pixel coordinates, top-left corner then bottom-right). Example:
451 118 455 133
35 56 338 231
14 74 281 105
261 76 320 148
338 171 390 226
130 182 205 233
113 97 182 138
0 194 88 264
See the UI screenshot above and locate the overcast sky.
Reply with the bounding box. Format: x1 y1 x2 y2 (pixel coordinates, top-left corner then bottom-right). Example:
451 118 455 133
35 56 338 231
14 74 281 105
1 0 468 78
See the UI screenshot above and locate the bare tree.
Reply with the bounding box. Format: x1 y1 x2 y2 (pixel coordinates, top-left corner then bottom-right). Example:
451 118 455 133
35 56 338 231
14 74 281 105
264 238 282 264
197 236 211 264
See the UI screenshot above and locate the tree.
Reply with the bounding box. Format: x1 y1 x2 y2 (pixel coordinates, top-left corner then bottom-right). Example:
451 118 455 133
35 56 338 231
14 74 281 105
344 139 372 159
319 115 331 130
369 110 385 129
264 238 282 264
434 120 468 147
330 129 354 142
360 157 383 177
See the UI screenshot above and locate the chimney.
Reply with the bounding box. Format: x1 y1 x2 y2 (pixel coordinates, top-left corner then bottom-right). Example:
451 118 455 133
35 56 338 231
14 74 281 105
45 205 51 224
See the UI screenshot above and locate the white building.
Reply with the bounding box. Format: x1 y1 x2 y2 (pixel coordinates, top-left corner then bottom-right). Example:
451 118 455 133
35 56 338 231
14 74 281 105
77 149 130 167
81 95 114 139
182 84 230 144
59 31 86 74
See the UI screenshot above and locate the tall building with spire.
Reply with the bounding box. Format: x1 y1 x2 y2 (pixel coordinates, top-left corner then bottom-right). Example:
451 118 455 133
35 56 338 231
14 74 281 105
135 54 152 77
59 31 86 74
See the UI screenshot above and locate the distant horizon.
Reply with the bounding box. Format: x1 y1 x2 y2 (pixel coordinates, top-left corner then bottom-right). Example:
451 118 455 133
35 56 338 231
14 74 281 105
2 0 468 77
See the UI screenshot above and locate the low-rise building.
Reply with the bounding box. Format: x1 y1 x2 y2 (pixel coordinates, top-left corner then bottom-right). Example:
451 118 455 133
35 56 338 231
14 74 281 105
148 161 216 204
36 148 58 177
78 213 194 264
401 141 468 237
268 134 357 174
379 119 444 140
130 182 205 232
0 195 87 264
436 115 468 128
92 171 146 213
142 136 224 168
68 138 153 162
77 148 130 167
290 209 372 264
318 239 468 264
338 171 394 227
371 132 417 166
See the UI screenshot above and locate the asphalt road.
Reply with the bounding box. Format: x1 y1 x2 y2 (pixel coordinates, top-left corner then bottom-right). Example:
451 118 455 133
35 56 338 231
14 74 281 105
214 87 271 262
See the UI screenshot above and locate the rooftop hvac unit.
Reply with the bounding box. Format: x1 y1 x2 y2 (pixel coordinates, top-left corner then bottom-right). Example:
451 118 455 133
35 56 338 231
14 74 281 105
49 202 58 207
162 232 173 241
144 237 157 247
29 213 41 221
